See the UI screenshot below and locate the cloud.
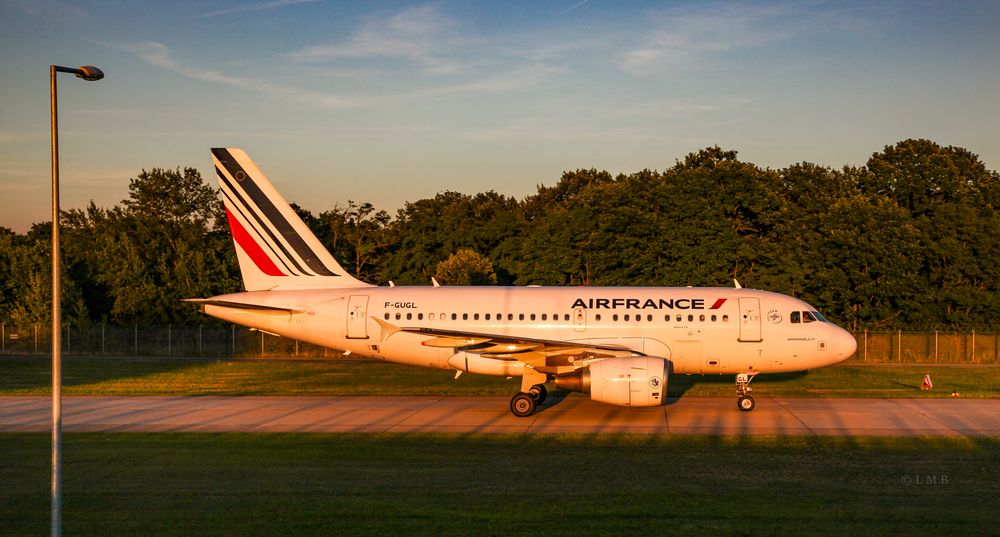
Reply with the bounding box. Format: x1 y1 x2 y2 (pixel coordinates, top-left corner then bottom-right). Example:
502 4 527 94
286 5 466 74
2 0 88 19
620 2 873 76
108 41 363 109
200 0 319 18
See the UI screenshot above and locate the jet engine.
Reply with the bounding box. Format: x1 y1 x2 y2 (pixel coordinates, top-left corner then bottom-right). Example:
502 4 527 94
555 356 668 407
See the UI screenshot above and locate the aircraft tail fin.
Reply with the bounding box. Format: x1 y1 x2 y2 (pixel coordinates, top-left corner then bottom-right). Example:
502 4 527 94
211 147 371 291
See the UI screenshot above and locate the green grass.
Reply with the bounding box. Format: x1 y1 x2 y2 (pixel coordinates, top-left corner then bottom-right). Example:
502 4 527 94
0 356 997 398
1 433 997 536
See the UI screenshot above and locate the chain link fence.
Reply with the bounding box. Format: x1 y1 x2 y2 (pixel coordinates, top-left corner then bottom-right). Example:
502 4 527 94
1 322 997 364
0 322 342 358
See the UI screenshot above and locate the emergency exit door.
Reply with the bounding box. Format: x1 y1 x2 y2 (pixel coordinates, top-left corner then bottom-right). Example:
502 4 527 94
738 297 762 342
347 295 369 339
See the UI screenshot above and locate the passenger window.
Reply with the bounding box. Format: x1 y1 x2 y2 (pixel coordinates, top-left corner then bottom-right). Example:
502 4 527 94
723 315 729 322
530 313 536 321
688 314 694 322
406 313 412 320
485 313 490 320
711 315 717 322
384 313 390 320
699 314 705 322
595 314 602 321
676 314 682 322
395 313 401 320
418 313 424 320
462 313 468 320
564 314 570 321
647 314 653 322
519 313 525 321
541 314 547 321
451 313 457 321
790 311 800 324
474 313 480 320
624 314 630 321
613 314 619 321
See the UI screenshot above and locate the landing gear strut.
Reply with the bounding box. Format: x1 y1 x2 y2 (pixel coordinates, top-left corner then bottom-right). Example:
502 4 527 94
736 372 758 412
510 371 548 417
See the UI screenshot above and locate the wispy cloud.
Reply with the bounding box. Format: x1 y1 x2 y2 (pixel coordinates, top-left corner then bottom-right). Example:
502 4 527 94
200 0 319 18
559 0 591 16
107 41 364 109
1 0 88 19
620 2 874 76
286 5 467 74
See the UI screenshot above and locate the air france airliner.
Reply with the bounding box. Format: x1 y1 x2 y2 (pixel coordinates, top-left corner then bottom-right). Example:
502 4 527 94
188 148 857 416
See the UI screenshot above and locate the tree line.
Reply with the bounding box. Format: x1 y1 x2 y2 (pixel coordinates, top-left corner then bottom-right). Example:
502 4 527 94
1 138 997 332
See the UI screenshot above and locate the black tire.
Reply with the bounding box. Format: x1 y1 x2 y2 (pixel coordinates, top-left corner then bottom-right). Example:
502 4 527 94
737 395 756 412
510 393 536 417
528 384 548 405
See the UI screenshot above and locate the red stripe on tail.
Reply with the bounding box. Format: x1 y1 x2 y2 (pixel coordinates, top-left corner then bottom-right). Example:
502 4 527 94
226 207 286 277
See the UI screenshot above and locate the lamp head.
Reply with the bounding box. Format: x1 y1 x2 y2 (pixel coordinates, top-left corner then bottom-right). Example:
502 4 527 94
75 66 104 81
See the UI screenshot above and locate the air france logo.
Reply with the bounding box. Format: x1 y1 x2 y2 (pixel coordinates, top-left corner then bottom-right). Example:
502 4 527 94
649 376 662 389
767 309 782 323
571 298 727 310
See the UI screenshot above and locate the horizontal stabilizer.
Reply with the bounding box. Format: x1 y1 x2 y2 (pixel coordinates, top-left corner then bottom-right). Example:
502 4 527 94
182 298 304 314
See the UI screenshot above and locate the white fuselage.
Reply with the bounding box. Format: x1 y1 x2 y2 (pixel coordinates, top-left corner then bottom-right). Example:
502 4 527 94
203 286 856 376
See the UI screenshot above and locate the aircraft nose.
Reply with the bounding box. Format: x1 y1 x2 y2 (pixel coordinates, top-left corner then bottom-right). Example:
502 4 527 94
836 328 857 361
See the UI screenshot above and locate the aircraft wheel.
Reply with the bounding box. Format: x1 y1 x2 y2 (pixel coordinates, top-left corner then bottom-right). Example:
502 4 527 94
737 395 756 412
510 392 536 417
528 384 547 405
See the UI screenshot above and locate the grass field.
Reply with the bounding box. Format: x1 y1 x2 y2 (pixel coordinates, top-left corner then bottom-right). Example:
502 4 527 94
0 356 997 398
1 433 997 536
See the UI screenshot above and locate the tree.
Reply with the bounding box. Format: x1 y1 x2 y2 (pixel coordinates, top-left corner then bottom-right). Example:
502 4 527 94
434 249 498 285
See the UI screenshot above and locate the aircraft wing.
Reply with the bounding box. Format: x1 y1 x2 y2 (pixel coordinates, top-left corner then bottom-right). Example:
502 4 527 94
372 317 640 373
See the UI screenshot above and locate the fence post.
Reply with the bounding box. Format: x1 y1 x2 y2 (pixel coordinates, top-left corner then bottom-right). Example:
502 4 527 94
934 330 938 363
67 321 71 353
896 330 903 363
295 339 299 357
134 324 138 355
231 325 235 356
35 324 39 353
101 323 105 354
1 322 4 352
168 324 172 356
261 331 264 357
863 330 867 362
971 330 975 363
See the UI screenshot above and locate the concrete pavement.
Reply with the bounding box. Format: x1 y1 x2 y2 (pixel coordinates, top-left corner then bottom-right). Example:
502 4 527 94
1 395 997 436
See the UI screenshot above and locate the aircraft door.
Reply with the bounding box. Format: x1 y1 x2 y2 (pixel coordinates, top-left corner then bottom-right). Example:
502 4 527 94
347 295 369 339
738 297 762 342
573 307 586 332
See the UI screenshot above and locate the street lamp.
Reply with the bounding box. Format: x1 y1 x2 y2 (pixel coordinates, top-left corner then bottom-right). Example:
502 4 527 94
50 64 104 537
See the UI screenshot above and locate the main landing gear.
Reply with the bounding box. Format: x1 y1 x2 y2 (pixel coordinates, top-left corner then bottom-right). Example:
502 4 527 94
736 371 758 412
510 384 547 417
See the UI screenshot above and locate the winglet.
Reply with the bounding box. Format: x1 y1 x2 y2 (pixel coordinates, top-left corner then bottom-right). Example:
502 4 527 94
371 316 401 342
734 279 743 289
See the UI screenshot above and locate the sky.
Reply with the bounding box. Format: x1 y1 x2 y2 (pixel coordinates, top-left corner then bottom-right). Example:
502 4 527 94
1 0 998 233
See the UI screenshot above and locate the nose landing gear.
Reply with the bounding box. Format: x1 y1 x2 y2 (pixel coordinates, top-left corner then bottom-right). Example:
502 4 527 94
736 371 758 412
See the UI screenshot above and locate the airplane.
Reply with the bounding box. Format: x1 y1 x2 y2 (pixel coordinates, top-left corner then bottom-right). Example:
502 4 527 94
188 148 858 417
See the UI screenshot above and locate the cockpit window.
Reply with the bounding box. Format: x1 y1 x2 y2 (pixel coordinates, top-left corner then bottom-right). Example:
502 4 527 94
812 311 828 322
790 311 801 323
802 311 817 323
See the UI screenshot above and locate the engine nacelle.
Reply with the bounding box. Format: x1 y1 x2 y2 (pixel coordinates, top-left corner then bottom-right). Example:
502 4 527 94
555 356 668 407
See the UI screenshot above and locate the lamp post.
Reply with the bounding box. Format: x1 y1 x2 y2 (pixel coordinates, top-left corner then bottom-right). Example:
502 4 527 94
50 64 103 537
